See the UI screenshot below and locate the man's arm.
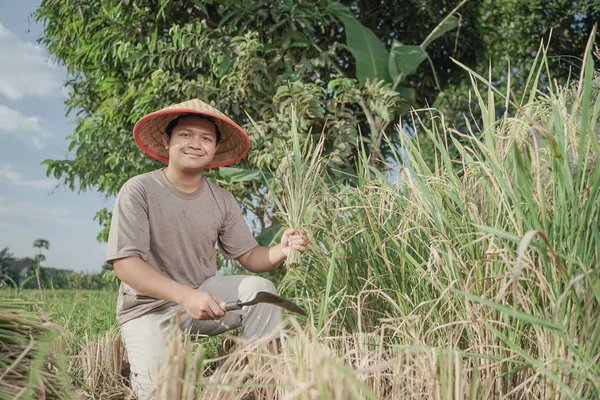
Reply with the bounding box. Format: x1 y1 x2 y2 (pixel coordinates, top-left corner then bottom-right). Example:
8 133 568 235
237 228 308 273
113 256 225 320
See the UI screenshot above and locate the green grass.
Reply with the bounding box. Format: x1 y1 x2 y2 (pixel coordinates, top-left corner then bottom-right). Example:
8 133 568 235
1 289 118 339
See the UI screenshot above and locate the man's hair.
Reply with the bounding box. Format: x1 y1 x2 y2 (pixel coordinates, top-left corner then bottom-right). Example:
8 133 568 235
165 113 221 144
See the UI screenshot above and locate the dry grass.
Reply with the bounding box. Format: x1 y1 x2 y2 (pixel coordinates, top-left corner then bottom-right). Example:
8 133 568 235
73 329 131 399
129 300 575 400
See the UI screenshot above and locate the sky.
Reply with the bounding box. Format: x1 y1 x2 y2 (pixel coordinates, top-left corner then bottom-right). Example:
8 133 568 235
0 1 111 272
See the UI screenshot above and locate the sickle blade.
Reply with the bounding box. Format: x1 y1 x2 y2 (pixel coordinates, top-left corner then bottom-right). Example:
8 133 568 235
242 291 307 316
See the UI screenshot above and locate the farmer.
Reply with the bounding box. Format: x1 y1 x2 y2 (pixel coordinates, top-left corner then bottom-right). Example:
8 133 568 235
105 99 309 396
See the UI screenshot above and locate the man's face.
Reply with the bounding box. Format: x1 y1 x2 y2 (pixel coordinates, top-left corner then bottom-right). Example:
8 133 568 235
163 116 219 172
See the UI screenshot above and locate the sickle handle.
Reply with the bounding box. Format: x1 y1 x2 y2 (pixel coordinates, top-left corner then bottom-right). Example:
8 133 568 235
220 301 242 312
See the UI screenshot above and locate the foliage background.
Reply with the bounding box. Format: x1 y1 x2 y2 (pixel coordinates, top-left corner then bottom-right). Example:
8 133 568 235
34 0 598 248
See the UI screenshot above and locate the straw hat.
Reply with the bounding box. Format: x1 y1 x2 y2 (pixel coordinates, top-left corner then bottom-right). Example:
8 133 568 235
133 99 250 168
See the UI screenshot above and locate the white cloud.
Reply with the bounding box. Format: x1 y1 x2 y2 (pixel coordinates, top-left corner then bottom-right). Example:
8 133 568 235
0 163 58 190
0 22 64 100
0 194 70 221
0 104 42 131
0 105 52 148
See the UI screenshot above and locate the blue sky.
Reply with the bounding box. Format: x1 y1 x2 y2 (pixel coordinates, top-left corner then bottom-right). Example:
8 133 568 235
0 1 110 272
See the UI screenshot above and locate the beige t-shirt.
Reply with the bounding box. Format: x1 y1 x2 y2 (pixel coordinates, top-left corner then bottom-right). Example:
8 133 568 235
106 169 258 325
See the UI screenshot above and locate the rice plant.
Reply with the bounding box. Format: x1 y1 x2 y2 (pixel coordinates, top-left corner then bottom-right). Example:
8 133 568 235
276 35 600 398
251 109 328 269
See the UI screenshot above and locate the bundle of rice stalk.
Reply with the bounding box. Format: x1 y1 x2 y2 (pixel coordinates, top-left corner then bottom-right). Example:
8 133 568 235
0 297 71 399
75 329 129 398
269 110 327 269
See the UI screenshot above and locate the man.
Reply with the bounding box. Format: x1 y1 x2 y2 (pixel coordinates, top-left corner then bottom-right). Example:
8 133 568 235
106 99 309 396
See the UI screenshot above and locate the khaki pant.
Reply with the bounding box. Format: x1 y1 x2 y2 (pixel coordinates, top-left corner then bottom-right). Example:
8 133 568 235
121 275 283 398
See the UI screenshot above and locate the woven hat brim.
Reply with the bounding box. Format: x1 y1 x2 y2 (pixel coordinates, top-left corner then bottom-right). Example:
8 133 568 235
133 107 250 168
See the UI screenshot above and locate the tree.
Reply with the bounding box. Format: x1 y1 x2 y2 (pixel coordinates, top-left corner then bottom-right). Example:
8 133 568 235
35 0 482 241
480 0 599 84
33 239 50 290
0 247 15 285
426 0 599 167
34 0 597 242
33 239 50 263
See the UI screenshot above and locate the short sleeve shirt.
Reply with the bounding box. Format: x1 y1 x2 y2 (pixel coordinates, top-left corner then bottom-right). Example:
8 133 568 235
106 169 258 324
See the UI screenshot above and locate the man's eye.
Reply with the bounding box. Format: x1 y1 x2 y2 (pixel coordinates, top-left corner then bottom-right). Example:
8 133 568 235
203 137 212 142
181 133 191 138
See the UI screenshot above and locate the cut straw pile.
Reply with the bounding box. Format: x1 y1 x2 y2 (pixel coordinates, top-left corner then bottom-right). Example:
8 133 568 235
74 329 130 399
0 297 70 399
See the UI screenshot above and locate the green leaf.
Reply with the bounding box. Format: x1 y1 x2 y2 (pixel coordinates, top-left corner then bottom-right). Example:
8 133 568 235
190 0 209 15
396 86 417 104
431 91 445 109
218 167 272 184
256 221 283 246
474 224 522 243
486 324 580 399
452 288 562 331
317 245 338 332
331 4 391 83
421 15 459 48
41 159 55 177
389 40 427 85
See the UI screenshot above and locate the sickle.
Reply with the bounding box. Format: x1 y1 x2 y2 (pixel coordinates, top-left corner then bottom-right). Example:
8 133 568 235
219 291 307 316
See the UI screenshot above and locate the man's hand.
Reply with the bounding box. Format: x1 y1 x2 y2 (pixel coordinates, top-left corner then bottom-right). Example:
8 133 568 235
181 290 226 320
236 228 310 273
280 228 309 258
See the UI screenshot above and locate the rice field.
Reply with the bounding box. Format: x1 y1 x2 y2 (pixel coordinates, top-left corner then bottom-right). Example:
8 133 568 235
1 46 599 399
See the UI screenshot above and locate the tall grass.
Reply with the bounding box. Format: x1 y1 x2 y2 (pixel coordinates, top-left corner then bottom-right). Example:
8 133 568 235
277 37 600 398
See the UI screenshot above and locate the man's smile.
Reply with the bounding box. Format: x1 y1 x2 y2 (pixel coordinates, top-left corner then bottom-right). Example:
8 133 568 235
183 151 203 158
